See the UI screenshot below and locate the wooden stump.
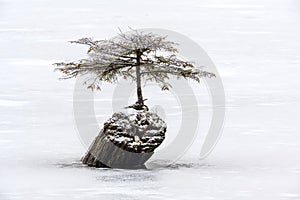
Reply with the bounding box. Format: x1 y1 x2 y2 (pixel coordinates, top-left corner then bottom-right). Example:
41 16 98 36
82 111 166 169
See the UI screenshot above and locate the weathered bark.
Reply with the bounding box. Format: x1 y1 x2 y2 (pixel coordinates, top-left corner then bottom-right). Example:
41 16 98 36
135 50 144 110
81 129 153 169
82 111 166 169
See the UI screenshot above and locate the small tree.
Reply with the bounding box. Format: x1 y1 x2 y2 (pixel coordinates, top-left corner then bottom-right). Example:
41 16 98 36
54 29 215 110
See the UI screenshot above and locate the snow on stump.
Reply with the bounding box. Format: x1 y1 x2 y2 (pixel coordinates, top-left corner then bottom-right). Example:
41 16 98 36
81 110 166 169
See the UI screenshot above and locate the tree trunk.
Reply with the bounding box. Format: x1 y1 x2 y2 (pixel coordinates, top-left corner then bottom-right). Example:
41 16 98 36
81 128 153 169
136 50 143 105
81 111 167 169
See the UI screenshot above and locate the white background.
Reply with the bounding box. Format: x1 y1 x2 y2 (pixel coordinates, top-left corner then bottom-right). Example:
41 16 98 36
0 0 299 199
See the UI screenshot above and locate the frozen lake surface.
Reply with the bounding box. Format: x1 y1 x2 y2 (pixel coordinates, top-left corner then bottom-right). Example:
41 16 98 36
0 0 300 199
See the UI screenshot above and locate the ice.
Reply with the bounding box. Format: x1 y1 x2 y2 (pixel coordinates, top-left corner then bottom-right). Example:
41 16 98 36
0 0 300 199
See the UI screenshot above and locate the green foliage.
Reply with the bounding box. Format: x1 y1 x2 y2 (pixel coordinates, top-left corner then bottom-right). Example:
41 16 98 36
54 29 215 91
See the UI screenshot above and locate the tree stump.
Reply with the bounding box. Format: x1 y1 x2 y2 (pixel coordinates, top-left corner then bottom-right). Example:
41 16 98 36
81 111 166 169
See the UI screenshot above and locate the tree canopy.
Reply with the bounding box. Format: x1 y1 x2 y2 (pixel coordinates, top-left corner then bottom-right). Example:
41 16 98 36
54 29 215 110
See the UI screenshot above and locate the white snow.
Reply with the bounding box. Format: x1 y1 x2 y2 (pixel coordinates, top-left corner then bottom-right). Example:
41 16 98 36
0 0 300 199
103 111 166 152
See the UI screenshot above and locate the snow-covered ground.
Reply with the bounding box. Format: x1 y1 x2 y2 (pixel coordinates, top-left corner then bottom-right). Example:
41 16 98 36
1 0 300 199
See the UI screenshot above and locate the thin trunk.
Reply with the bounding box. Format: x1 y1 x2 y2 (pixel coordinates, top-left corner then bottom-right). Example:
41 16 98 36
136 50 143 105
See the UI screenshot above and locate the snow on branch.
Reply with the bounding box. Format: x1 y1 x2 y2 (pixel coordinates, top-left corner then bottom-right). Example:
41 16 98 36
54 29 215 91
